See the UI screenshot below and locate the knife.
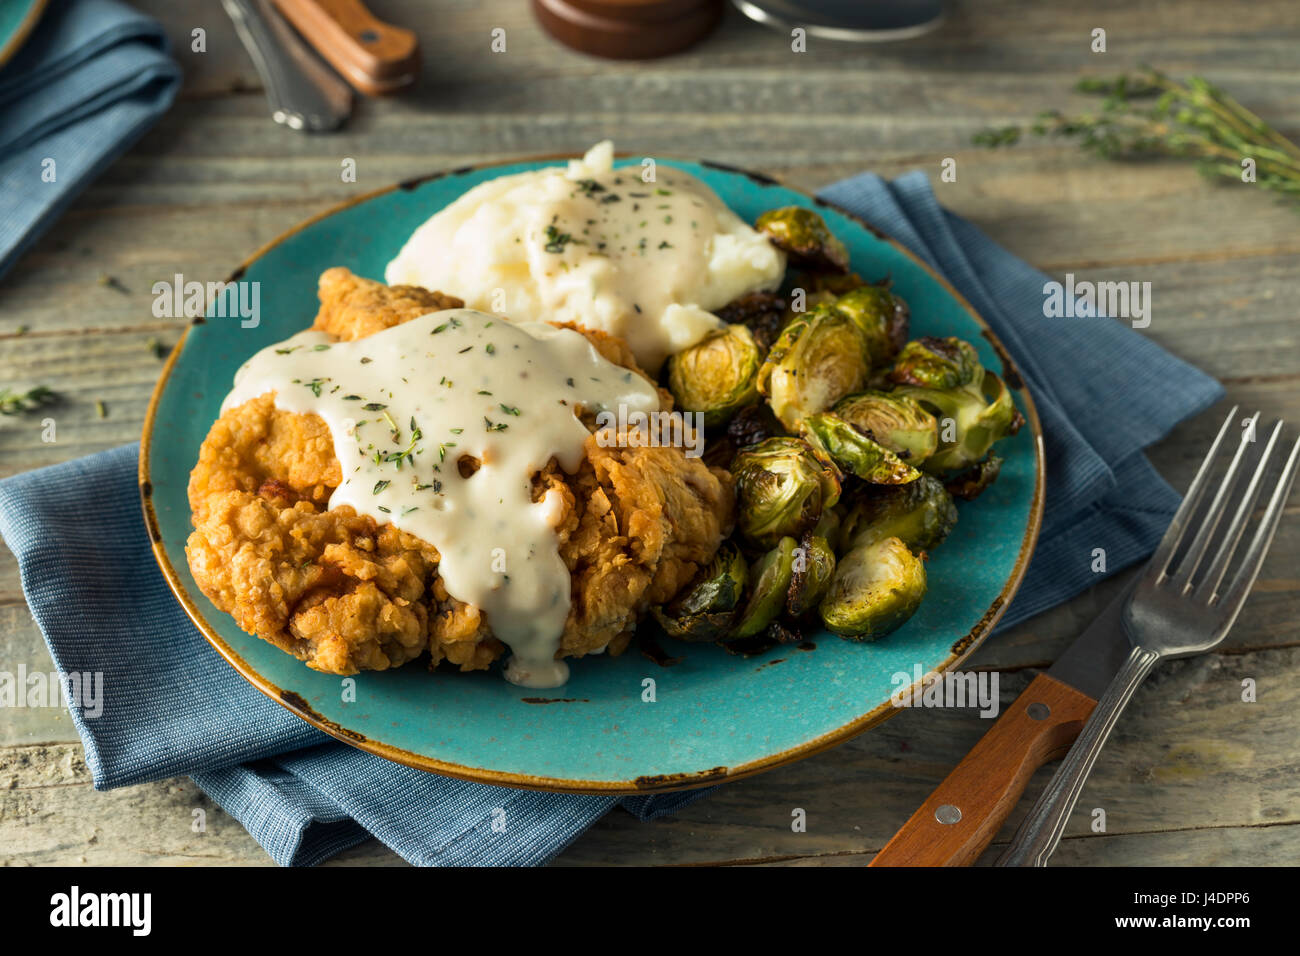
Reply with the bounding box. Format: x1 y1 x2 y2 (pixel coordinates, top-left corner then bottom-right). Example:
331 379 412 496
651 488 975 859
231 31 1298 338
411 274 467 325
223 0 353 132
271 0 419 96
868 578 1136 866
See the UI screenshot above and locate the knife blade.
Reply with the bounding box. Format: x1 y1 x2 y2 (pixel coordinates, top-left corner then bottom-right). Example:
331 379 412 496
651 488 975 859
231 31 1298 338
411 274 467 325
867 577 1138 867
223 0 352 132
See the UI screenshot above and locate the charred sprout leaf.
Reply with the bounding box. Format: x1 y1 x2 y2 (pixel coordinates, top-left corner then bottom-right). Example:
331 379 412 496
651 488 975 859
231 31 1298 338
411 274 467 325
819 536 927 641
727 402 785 451
0 386 58 416
637 631 684 667
667 324 762 428
756 206 850 273
889 338 1023 474
758 305 871 431
800 412 921 485
944 455 1004 500
730 536 798 640
838 475 958 554
715 291 788 353
701 402 787 471
832 390 938 464
888 337 983 391
787 532 836 619
652 542 748 642
731 437 842 548
834 285 910 367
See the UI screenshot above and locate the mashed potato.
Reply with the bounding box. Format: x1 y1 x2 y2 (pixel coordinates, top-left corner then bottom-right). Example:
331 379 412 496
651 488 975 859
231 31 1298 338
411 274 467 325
385 141 786 372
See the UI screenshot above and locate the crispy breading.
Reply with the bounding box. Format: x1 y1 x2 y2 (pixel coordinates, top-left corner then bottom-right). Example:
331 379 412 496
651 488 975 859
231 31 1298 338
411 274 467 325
187 269 732 676
312 266 464 340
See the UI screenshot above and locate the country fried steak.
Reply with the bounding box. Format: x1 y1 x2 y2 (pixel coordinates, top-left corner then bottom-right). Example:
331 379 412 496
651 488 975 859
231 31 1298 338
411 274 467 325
185 268 734 676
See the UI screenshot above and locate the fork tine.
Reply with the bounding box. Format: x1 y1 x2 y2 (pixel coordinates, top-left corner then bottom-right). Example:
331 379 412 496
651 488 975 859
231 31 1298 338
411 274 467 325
1173 411 1260 589
1151 405 1238 580
1197 419 1283 600
1216 431 1300 612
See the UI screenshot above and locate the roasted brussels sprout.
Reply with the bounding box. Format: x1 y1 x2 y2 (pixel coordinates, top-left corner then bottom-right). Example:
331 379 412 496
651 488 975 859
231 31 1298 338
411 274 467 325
787 532 836 619
834 285 909 367
755 207 850 273
731 536 798 639
800 412 921 485
757 305 871 431
943 455 1003 501
715 291 788 353
701 403 786 471
831 390 938 464
889 337 1024 475
792 271 866 296
838 475 958 554
888 336 983 391
652 542 748 643
731 437 842 548
667 324 762 428
727 402 785 451
819 537 927 640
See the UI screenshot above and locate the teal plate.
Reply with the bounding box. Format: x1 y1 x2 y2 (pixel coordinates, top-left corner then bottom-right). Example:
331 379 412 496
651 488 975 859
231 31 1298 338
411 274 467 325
0 0 46 67
141 155 1044 793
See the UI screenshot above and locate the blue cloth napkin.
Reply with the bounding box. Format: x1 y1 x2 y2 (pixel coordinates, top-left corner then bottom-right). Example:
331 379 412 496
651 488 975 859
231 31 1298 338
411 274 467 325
0 0 180 280
0 172 1223 866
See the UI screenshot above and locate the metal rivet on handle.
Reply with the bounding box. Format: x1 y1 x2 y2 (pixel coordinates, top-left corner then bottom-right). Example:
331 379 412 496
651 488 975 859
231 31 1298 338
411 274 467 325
935 804 962 825
1027 702 1051 721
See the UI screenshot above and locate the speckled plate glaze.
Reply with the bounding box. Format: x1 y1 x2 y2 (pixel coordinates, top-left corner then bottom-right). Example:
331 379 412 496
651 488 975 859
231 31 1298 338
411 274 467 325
141 155 1045 793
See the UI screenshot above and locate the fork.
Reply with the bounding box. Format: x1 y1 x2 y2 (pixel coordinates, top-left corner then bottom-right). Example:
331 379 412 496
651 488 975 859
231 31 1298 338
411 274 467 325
998 406 1300 866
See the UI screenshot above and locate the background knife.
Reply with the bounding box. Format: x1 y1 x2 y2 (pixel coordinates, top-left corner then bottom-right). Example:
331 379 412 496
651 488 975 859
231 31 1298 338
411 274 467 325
222 0 352 132
868 578 1137 866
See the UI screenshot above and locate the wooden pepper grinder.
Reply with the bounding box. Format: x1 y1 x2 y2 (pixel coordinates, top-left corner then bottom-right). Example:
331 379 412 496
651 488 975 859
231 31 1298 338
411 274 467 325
533 0 725 59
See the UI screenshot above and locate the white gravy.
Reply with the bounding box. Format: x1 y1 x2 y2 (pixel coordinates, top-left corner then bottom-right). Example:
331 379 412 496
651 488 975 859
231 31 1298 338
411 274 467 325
222 309 662 687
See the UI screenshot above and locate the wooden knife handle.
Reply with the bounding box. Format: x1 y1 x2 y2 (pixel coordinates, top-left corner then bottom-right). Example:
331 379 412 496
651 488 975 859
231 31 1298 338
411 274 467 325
272 0 418 95
868 673 1097 867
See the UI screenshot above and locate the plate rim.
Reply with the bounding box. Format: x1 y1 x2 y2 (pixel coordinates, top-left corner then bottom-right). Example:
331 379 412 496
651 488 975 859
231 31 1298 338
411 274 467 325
139 153 1047 794
0 0 48 69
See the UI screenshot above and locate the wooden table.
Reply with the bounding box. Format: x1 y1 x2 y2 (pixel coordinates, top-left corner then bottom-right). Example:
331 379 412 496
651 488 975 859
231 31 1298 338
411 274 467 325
2 0 1297 866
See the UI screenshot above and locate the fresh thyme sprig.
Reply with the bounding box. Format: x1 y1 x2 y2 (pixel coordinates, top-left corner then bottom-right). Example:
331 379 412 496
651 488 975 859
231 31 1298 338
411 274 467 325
973 69 1300 204
0 386 58 415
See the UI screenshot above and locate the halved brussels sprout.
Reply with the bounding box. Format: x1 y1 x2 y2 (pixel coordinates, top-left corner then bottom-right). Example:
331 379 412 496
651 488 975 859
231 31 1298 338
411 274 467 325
731 536 798 639
731 437 842 548
838 475 958 554
755 207 850 273
888 337 983 390
667 323 762 428
834 285 909 367
800 412 921 485
757 305 871 431
819 536 927 641
888 338 1024 475
652 541 748 643
943 455 1003 501
787 532 836 619
831 390 938 464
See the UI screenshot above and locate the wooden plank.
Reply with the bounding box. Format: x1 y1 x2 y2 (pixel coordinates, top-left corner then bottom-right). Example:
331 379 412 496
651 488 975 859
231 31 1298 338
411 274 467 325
6 642 1295 864
147 1 1300 98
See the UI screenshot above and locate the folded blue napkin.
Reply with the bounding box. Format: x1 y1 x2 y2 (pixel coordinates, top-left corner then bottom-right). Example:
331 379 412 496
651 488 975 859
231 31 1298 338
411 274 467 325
0 0 180 280
0 172 1223 866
